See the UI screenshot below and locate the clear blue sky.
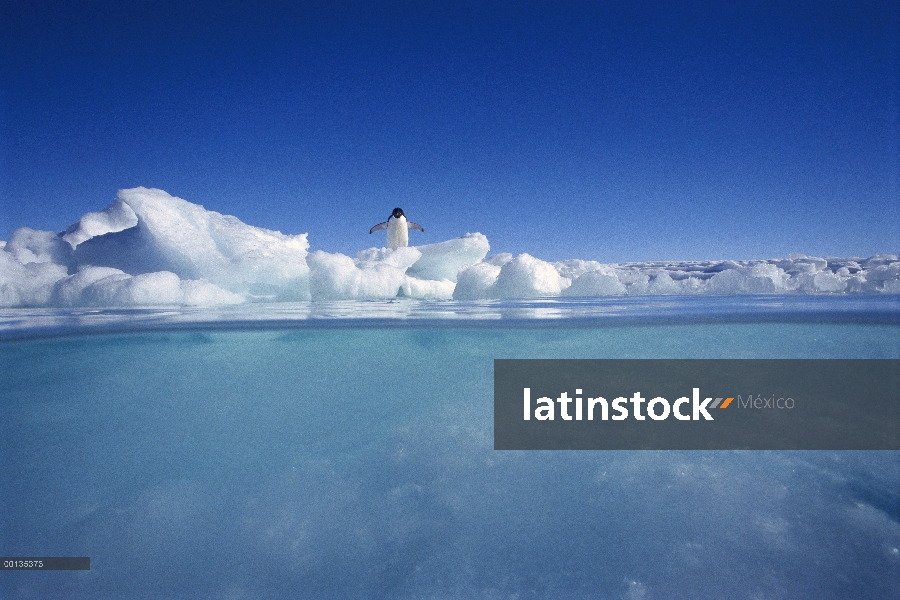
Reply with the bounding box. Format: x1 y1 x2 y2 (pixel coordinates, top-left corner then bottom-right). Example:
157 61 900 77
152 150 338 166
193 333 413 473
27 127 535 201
1 1 898 262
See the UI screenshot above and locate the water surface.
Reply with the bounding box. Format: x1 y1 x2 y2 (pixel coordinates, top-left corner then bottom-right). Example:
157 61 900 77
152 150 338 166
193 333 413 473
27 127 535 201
2 296 899 599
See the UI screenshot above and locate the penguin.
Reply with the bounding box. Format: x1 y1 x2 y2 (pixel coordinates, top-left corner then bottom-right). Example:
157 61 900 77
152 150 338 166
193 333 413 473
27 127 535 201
369 207 423 249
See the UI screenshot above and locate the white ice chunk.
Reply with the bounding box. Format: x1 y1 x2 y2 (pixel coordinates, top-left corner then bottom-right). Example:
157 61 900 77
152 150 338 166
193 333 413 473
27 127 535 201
774 255 828 275
453 261 502 300
355 246 422 271
706 263 789 294
846 273 869 293
793 271 847 293
0 250 68 307
859 263 900 292
79 271 186 306
312 237 480 300
553 259 611 292
53 266 244 307
405 233 490 282
646 270 682 294
181 279 246 306
867 262 900 282
813 271 847 293
561 270 627 296
882 279 900 293
862 254 898 268
53 266 128 306
5 227 72 265
60 198 139 248
308 250 409 300
485 253 514 266
456 253 612 300
399 277 456 299
841 261 900 293
494 253 562 298
617 270 651 295
553 259 608 282
71 187 310 300
677 275 706 293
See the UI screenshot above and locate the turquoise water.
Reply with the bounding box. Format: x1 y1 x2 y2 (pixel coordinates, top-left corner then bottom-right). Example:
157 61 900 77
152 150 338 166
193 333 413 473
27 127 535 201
2 297 899 598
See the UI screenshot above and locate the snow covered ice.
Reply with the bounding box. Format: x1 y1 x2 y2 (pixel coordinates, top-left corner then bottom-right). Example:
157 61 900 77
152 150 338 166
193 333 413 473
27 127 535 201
1 187 898 307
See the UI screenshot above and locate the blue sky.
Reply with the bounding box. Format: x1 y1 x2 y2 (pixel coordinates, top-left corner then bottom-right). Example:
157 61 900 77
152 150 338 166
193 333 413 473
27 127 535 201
1 1 897 262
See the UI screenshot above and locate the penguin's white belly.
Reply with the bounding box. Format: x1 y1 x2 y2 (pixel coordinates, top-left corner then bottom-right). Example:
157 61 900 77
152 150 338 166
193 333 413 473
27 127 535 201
386 216 409 249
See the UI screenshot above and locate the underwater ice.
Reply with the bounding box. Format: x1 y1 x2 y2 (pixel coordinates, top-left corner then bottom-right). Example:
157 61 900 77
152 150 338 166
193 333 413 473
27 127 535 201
1 187 898 307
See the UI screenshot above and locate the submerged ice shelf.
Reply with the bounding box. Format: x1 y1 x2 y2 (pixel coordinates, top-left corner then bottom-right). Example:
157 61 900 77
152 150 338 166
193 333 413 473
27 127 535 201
1 187 898 308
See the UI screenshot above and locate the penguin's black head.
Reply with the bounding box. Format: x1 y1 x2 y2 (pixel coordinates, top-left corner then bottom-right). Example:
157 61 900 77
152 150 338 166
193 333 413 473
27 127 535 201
391 207 405 219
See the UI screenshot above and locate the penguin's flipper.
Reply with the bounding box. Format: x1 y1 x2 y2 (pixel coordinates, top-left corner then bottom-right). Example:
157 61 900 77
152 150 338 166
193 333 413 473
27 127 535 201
408 222 424 232
369 221 389 234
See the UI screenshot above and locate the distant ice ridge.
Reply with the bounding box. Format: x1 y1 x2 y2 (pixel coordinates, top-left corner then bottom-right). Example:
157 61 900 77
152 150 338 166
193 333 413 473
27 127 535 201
0 187 898 307
455 253 900 300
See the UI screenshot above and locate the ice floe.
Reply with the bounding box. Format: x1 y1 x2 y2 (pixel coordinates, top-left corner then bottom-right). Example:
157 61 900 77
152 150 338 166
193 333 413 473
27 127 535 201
1 187 897 307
